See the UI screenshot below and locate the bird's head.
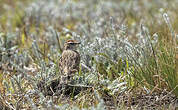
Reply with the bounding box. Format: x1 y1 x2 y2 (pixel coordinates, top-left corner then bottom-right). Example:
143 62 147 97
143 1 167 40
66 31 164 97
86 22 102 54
64 40 80 50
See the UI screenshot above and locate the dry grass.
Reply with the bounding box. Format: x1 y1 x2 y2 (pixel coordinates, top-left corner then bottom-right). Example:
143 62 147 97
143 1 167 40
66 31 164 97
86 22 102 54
0 0 177 109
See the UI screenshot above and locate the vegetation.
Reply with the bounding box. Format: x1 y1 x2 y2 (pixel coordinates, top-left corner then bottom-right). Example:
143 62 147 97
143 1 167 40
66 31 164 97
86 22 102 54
0 0 177 109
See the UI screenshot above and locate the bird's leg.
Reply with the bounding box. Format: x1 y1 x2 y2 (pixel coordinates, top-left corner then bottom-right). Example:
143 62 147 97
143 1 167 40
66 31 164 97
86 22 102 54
59 75 69 94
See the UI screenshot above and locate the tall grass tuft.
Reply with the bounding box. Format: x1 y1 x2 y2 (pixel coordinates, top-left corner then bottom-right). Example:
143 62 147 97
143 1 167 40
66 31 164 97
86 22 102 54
130 13 178 96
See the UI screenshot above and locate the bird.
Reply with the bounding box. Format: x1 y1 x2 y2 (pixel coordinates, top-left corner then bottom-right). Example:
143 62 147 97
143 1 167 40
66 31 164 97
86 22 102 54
59 39 80 84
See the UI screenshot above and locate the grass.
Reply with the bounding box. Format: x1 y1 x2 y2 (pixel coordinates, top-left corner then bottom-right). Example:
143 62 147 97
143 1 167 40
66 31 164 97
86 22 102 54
129 22 177 95
0 0 177 109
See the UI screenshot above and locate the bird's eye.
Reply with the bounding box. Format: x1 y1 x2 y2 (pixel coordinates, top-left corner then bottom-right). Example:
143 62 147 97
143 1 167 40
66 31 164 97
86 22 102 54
70 43 75 45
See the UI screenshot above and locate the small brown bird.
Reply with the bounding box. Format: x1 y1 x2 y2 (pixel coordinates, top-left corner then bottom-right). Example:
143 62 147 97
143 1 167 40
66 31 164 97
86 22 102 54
59 40 80 84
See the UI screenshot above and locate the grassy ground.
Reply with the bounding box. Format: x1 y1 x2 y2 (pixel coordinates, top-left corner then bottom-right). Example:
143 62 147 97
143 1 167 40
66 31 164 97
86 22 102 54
0 0 177 109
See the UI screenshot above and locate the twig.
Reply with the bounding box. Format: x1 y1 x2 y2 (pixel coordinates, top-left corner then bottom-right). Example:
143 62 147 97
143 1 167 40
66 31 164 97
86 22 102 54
81 63 92 72
50 86 55 95
67 84 93 88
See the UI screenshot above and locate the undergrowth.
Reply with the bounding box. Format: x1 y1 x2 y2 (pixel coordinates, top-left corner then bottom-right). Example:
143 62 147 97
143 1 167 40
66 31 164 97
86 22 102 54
0 0 177 109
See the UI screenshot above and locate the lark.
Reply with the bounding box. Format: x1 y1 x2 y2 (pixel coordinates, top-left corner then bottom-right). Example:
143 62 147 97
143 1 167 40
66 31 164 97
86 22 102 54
59 40 80 84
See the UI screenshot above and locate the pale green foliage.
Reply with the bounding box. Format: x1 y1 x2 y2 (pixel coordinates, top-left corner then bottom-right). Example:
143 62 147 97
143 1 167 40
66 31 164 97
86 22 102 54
0 0 177 109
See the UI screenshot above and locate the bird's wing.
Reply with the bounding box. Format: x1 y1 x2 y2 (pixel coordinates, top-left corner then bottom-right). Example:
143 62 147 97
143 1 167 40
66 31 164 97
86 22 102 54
73 50 80 71
59 50 80 74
